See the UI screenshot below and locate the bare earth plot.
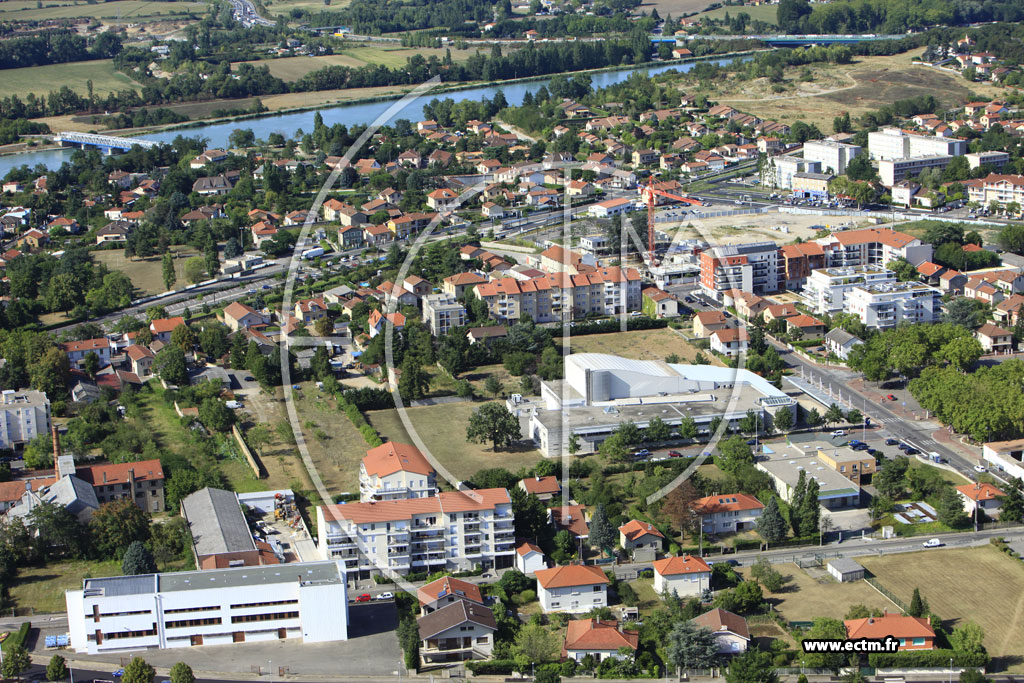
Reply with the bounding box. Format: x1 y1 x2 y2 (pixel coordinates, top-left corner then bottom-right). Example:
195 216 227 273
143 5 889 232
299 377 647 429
291 387 368 496
568 328 727 366
0 0 205 21
860 546 1024 669
367 402 544 483
663 210 869 247
237 389 317 495
737 562 898 623
637 0 711 20
691 4 777 24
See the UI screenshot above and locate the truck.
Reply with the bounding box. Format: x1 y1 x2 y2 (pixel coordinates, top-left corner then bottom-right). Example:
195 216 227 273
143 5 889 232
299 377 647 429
302 247 325 260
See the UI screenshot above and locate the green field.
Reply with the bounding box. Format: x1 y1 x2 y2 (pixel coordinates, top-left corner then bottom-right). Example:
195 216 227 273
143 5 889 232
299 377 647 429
692 3 778 25
233 46 481 81
0 59 142 99
0 0 206 20
262 0 350 15
92 246 199 297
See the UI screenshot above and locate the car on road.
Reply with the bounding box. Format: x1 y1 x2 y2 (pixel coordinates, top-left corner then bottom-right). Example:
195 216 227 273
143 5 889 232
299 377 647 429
633 449 650 458
886 394 897 401
355 593 372 603
974 464 988 473
746 439 757 446
113 670 124 679
922 538 943 548
904 447 918 456
667 450 683 458
376 592 394 601
885 438 899 446
831 430 846 437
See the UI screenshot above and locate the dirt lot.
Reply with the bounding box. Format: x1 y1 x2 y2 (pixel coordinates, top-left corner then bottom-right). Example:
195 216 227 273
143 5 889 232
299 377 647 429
713 51 1004 130
92 246 199 296
738 562 898 623
860 546 1024 668
665 208 869 246
237 388 317 495
367 402 544 484
567 327 727 366
288 386 369 497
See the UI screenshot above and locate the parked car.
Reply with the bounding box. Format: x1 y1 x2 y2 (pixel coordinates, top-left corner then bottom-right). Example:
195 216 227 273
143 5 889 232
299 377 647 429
376 592 394 601
113 671 125 679
886 394 897 401
746 439 757 446
904 447 918 456
633 449 650 458
831 430 847 437
974 464 988 473
885 438 899 446
667 450 683 458
355 593 372 603
922 538 943 548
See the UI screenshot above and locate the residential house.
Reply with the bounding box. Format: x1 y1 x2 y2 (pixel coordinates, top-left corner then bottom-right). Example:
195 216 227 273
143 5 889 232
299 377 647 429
61 338 111 370
294 298 328 325
691 609 750 655
617 520 663 556
652 555 712 596
843 613 935 651
535 565 609 614
427 188 459 211
221 302 268 332
192 174 235 196
18 228 47 250
562 620 638 663
150 317 185 344
515 542 546 575
417 599 496 666
367 309 406 338
417 577 485 614
693 310 729 338
443 272 487 299
824 328 863 361
785 314 826 340
549 504 589 541
691 493 764 534
358 441 438 503
641 287 680 319
125 344 155 378
711 328 747 358
976 322 1013 353
956 482 1005 518
519 476 561 503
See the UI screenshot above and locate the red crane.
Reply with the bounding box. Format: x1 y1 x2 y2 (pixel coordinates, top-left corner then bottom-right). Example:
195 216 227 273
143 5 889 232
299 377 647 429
643 177 703 266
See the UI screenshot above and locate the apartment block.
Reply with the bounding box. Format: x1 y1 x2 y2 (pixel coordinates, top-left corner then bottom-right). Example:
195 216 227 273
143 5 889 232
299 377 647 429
316 489 516 580
699 242 780 298
965 173 1024 207
867 127 967 161
0 389 50 450
66 561 348 654
802 140 862 175
771 156 820 190
472 268 642 323
879 155 952 186
801 265 896 315
359 442 437 502
966 151 1010 170
817 227 932 268
422 293 467 337
778 242 826 290
845 281 943 329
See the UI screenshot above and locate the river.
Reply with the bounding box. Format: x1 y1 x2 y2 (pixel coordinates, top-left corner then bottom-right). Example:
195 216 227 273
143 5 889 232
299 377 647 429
0 56 744 176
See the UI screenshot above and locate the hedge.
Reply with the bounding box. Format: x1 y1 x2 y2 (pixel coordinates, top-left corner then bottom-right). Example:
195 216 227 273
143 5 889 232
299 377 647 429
868 649 989 668
343 387 394 411
467 659 517 675
552 317 667 337
4 622 30 651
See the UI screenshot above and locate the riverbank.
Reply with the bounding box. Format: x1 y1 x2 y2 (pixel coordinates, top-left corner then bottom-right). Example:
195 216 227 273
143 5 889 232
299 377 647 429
14 50 758 148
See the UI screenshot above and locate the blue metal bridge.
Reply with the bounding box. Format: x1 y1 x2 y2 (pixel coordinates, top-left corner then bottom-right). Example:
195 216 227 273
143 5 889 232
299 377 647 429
54 131 159 154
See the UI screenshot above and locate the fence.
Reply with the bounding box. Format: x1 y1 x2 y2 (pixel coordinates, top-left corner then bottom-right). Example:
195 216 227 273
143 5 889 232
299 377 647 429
655 207 770 222
232 424 265 478
864 576 907 611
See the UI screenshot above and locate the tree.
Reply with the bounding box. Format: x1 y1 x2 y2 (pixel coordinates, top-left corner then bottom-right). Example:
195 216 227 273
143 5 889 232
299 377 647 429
169 663 196 683
799 479 820 538
756 496 788 544
81 351 100 379
184 256 206 284
943 297 985 329
771 407 793 433
154 345 188 385
90 499 151 558
724 649 778 683
939 336 983 372
228 128 256 148
804 407 822 429
484 375 503 397
162 252 177 291
121 656 155 683
789 470 807 536
678 416 698 441
823 403 844 429
949 621 985 654
1001 478 1024 523
122 540 157 575
874 456 908 500
935 486 968 527
198 397 235 432
2 646 30 680
170 323 196 352
846 409 863 426
908 587 928 617
718 436 754 474
46 655 68 682
750 556 784 592
246 423 271 457
645 416 672 443
886 257 919 282
398 355 430 400
588 503 615 554
800 618 848 670
665 621 720 673
466 402 521 450
513 623 561 666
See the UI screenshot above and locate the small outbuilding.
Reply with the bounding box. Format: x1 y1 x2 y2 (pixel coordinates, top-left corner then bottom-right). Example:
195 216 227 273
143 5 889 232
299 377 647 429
827 558 864 583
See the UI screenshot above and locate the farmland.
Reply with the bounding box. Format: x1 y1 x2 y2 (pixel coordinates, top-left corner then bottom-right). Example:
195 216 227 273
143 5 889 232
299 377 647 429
0 59 142 99
232 47 484 81
367 402 544 484
691 3 778 25
567 327 727 366
861 546 1024 668
0 0 206 21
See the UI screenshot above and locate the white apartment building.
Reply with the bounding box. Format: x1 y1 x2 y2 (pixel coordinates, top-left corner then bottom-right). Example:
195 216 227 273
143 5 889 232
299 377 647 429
699 241 781 298
966 173 1024 207
845 281 943 329
421 293 467 337
771 156 820 190
817 227 932 268
0 389 50 450
61 338 112 370
535 565 609 614
66 562 349 654
359 442 437 502
867 127 968 161
879 155 952 186
966 151 1010 170
473 267 642 323
801 265 896 315
316 489 516 580
802 140 862 175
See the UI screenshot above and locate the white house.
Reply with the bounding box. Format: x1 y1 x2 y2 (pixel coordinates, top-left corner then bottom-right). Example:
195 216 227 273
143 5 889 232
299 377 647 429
417 599 496 666
358 442 438 502
515 542 546 575
710 328 747 357
824 328 863 361
956 482 1005 517
652 555 711 596
691 608 750 655
66 562 348 654
417 576 485 614
535 565 609 614
562 619 638 663
617 520 664 554
61 338 111 370
692 493 764 534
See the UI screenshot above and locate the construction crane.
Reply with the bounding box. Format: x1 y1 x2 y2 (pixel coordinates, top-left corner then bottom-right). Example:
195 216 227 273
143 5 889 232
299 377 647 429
642 177 703 266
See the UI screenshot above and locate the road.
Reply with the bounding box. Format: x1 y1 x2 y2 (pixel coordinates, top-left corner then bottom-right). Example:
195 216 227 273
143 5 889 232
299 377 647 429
227 0 274 27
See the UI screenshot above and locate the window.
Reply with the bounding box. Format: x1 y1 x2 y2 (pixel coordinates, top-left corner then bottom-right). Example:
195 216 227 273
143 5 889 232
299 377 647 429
476 637 488 644
592 586 601 592
165 617 221 629
230 600 298 610
231 611 299 624
104 627 157 640
912 638 925 646
164 606 219 615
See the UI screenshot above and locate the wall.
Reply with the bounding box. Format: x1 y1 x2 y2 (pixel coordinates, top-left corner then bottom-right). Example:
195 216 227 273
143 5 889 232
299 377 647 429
232 424 265 478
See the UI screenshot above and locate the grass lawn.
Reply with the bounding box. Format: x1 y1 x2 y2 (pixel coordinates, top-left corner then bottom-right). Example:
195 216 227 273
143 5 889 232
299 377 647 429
238 390 317 496
339 46 480 69
459 363 527 399
860 546 1024 668
0 59 142 99
567 328 725 366
291 385 369 497
907 458 971 486
692 3 777 24
629 576 662 616
737 562 897 623
263 0 351 15
0 0 205 20
367 402 544 484
92 246 198 297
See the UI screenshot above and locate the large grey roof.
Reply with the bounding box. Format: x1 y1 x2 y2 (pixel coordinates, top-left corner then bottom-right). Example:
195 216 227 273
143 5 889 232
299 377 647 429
181 487 255 557
81 561 344 596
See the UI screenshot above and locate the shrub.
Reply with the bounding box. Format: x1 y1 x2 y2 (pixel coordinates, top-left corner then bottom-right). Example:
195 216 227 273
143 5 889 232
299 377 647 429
466 660 517 675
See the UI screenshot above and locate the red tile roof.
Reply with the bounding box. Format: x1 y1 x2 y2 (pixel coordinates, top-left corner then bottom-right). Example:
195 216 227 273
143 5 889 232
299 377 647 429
516 541 543 557
653 554 711 576
320 488 509 524
693 493 764 514
520 476 561 495
691 608 750 640
550 504 589 537
61 338 110 354
619 519 664 542
563 620 638 653
956 482 1005 501
77 459 165 486
535 564 609 589
417 576 483 607
150 317 185 334
362 442 434 478
844 613 934 641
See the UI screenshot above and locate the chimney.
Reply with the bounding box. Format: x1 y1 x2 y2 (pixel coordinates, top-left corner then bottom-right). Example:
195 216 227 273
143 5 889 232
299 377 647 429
535 476 541 482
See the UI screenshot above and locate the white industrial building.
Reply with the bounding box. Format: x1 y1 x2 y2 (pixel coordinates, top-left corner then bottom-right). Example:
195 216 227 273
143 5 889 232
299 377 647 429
529 354 796 457
802 140 862 175
867 127 968 161
771 156 821 190
0 390 50 450
845 281 943 329
801 265 896 315
66 561 349 654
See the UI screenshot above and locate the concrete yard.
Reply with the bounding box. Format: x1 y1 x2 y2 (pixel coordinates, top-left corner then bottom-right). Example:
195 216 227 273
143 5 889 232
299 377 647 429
662 208 874 246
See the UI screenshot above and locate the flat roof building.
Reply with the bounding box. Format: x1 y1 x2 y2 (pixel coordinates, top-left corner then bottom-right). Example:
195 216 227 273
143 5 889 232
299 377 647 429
755 445 862 510
66 561 349 654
